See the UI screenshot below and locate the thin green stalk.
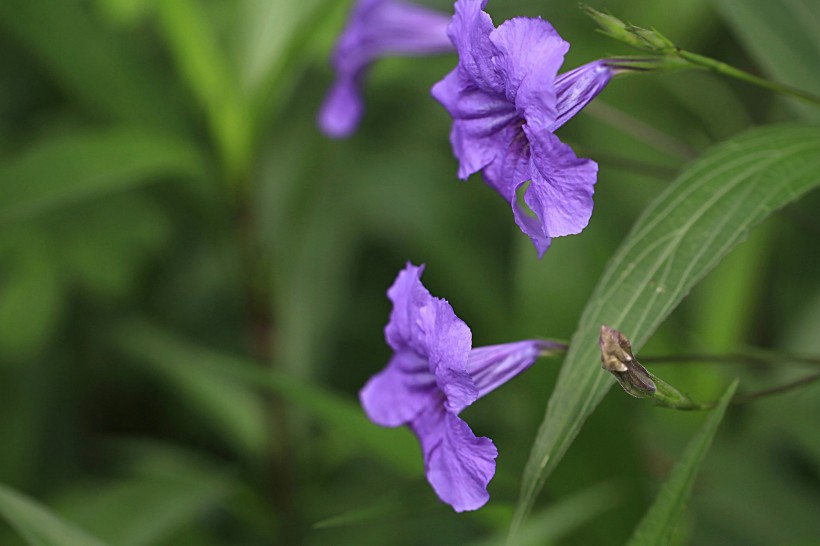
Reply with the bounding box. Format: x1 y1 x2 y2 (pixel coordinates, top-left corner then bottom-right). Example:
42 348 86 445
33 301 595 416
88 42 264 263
676 49 820 108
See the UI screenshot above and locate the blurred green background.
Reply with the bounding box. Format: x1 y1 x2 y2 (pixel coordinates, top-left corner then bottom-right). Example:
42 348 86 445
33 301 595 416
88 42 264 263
0 0 819 544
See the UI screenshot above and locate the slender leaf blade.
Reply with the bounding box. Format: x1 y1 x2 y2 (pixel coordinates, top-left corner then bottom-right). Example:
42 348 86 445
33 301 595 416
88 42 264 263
0 0 184 130
510 125 820 538
0 484 110 546
0 129 205 224
627 380 738 546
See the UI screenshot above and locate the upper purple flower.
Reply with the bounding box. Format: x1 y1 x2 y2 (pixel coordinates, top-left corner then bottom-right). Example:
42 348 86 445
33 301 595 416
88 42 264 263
318 0 454 138
360 263 556 511
431 0 613 257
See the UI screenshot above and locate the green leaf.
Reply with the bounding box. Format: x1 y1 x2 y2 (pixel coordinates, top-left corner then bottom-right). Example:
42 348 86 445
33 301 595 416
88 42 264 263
627 380 738 546
510 125 820 538
0 128 205 225
154 0 250 180
54 443 235 546
471 481 621 546
715 0 820 120
0 0 184 130
0 483 109 546
114 320 422 476
0 229 62 361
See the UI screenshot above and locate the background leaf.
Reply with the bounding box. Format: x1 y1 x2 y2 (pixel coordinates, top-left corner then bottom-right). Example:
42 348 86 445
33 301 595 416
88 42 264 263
0 484 109 546
0 128 205 225
627 380 738 546
510 125 820 538
715 0 820 121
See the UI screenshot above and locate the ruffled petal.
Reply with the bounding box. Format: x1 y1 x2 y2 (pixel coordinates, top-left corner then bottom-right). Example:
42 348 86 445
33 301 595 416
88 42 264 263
383 263 430 353
447 0 504 93
466 340 546 399
360 351 438 427
523 126 598 239
489 16 568 125
381 263 477 413
482 127 531 201
418 295 476 413
411 404 497 512
432 70 522 180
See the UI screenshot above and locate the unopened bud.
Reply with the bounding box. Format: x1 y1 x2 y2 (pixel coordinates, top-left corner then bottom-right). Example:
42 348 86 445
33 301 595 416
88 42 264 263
581 5 675 53
599 325 656 398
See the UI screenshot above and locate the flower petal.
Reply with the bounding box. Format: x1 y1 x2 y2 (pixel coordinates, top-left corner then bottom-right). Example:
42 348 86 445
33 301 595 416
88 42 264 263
317 76 365 138
411 404 497 512
552 60 613 131
520 124 598 240
319 0 453 138
466 340 546 399
382 263 477 412
489 16 568 124
360 351 438 426
432 70 522 180
447 0 504 94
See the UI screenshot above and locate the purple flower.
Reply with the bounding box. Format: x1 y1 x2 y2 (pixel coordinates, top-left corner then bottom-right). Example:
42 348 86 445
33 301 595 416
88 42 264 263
360 263 556 511
318 0 454 138
431 0 613 257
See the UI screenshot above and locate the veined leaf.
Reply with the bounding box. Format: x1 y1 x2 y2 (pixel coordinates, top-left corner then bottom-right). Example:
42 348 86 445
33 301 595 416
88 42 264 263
716 0 820 121
0 484 110 546
627 380 738 546
0 129 205 225
510 125 820 539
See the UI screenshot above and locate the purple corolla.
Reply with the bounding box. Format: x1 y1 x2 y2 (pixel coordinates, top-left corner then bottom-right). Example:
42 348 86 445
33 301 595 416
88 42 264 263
318 0 454 138
432 0 613 257
360 263 558 511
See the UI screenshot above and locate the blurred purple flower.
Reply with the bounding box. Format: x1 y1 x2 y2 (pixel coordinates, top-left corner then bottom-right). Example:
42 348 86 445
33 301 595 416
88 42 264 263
318 0 454 138
360 263 556 511
431 0 613 257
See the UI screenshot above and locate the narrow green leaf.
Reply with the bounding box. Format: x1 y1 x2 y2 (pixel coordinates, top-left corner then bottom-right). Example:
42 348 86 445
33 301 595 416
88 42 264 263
472 481 621 546
54 444 235 546
716 0 820 120
0 0 184 130
114 321 422 476
0 484 109 546
510 125 820 538
0 128 205 225
627 380 738 546
154 0 251 180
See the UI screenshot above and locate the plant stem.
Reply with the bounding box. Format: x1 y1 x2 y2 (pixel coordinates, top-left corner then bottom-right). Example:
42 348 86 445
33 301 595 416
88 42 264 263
641 350 820 367
676 49 820 108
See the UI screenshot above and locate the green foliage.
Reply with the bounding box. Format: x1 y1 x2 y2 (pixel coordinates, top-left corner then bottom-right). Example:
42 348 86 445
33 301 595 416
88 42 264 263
627 380 738 546
0 484 110 546
716 0 820 120
511 125 820 537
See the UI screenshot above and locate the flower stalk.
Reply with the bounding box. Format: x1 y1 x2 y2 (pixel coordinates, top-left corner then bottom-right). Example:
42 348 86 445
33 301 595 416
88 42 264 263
582 5 820 108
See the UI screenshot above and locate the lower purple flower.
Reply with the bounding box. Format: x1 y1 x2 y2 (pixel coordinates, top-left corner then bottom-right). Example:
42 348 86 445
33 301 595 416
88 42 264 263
360 263 555 511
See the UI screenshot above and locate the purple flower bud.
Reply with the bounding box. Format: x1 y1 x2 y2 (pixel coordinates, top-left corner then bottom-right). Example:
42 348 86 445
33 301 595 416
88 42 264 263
318 0 454 138
431 0 613 257
360 263 547 511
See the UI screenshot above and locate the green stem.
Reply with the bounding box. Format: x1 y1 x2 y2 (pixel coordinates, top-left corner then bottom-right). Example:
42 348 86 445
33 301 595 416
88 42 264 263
642 350 820 367
676 49 820 107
